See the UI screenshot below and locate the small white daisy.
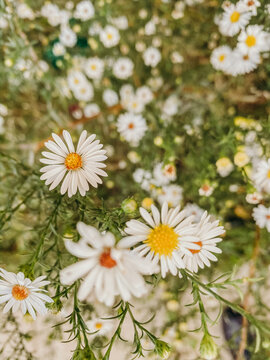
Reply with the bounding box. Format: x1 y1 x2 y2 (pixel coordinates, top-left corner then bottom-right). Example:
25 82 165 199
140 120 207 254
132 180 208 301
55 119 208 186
253 159 270 193
103 89 119 106
100 25 120 48
210 46 232 72
86 317 114 336
124 96 145 114
118 203 201 278
182 212 224 273
157 184 183 208
117 113 147 146
73 81 94 102
199 184 214 197
253 205 270 231
113 57 134 80
153 162 177 186
74 0 95 21
67 70 87 91
52 42 66 57
184 203 205 223
226 49 260 76
60 223 157 306
238 0 261 15
143 47 161 67
218 4 252 37
216 157 234 177
85 57 104 80
136 86 154 105
246 192 262 204
59 26 77 48
0 269 53 320
84 103 100 118
40 130 107 197
237 25 269 55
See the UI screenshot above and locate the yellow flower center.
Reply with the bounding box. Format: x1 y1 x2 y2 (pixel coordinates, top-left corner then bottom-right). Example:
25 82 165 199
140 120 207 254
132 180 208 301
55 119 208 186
245 35 256 47
190 241 202 254
90 64 97 70
267 170 270 179
230 11 240 23
12 285 29 301
95 322 103 329
107 33 113 40
219 54 225 62
65 153 83 170
144 224 179 257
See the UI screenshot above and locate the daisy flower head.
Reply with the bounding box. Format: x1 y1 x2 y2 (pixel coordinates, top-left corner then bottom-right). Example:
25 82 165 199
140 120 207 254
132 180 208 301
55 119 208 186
226 49 260 76
216 157 234 177
238 0 260 15
253 205 270 231
74 0 95 21
59 26 77 48
246 192 262 204
86 317 114 336
157 184 183 207
118 202 201 278
117 112 147 146
143 47 161 67
153 162 177 186
85 57 104 80
100 25 120 48
210 46 232 72
181 212 224 273
60 223 157 306
218 3 252 37
237 25 269 55
40 130 107 197
113 57 134 80
0 269 53 320
103 89 119 106
253 159 270 193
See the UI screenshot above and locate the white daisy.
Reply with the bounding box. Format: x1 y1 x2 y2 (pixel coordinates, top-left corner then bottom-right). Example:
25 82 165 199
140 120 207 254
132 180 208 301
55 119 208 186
226 49 260 76
143 47 161 67
59 26 77 47
40 130 107 197
253 159 270 193
84 103 100 118
253 205 270 231
103 89 119 106
74 0 95 21
60 223 156 306
118 203 201 278
100 25 120 48
73 81 94 102
237 25 269 55
113 57 134 79
184 203 205 223
117 113 147 146
85 57 104 80
124 95 145 114
210 46 232 72
216 157 234 177
238 0 261 15
153 162 177 186
136 86 154 105
245 192 262 204
157 185 183 208
86 317 114 336
218 4 252 37
199 184 214 197
182 212 224 273
67 70 87 91
0 269 53 320
52 42 66 57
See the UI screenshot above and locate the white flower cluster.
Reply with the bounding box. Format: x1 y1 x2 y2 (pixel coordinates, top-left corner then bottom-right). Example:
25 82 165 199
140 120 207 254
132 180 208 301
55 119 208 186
211 1 270 75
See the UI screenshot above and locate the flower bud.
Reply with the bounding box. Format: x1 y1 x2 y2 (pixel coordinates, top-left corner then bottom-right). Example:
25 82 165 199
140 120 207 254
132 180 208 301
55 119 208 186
199 333 218 360
154 339 171 359
121 199 137 214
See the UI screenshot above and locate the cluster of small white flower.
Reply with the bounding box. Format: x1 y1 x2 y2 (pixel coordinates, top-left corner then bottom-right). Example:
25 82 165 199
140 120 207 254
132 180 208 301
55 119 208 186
211 0 270 75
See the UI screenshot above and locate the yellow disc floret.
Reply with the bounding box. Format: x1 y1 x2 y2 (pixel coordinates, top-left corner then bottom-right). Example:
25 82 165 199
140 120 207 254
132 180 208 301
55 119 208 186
145 224 179 257
245 35 256 47
230 11 240 23
65 153 83 170
12 285 29 301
